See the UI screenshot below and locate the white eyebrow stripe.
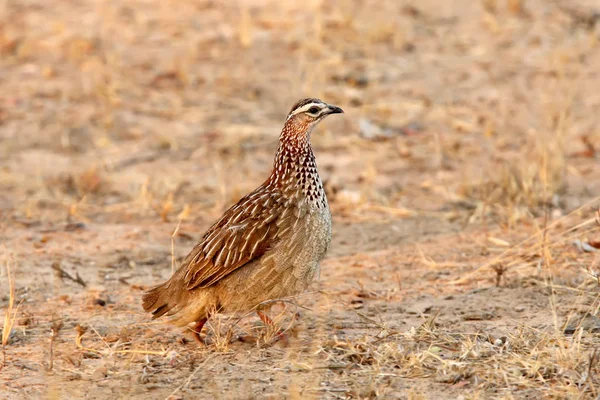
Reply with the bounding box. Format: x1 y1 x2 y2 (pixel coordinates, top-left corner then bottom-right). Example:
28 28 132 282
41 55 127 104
287 102 326 119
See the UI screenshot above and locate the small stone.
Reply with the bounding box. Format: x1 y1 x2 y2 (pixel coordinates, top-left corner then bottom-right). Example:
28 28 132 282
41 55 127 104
564 326 577 335
91 366 108 380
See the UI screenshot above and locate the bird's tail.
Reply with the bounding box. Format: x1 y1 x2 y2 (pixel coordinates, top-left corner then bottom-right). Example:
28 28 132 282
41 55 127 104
142 280 177 319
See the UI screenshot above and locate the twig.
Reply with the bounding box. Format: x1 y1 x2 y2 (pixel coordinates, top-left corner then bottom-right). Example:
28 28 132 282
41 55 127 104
541 190 550 271
51 262 86 287
585 349 599 397
48 320 64 371
105 151 163 172
355 311 387 331
75 324 87 349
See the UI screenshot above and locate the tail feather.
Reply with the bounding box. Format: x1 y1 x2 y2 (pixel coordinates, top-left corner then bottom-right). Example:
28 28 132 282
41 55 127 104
142 282 176 319
142 273 210 327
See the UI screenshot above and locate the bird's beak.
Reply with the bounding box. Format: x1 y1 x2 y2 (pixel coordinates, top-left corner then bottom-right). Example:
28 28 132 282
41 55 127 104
326 104 344 115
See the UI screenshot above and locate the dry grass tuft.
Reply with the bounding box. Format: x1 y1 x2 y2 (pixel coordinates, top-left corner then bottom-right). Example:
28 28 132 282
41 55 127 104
319 307 600 397
459 132 567 225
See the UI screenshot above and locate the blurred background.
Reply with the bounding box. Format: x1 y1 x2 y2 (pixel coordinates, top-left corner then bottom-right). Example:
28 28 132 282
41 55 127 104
1 0 600 398
1 0 598 225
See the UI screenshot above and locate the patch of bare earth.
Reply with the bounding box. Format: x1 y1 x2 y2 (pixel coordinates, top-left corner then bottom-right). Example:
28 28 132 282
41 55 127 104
2 0 600 398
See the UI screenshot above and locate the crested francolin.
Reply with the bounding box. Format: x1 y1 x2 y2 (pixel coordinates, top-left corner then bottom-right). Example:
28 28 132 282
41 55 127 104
142 98 343 343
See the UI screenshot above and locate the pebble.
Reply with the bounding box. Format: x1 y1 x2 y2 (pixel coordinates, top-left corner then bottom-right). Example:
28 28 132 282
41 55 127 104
91 366 108 381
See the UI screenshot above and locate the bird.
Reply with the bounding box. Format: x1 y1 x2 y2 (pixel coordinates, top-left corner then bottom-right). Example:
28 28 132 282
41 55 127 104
142 98 344 344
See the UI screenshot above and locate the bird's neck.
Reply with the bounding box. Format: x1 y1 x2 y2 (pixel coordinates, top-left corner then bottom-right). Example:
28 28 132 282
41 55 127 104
267 124 327 207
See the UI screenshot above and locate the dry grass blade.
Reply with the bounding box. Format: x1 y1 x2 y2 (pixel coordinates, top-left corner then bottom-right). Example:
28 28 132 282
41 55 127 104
2 258 15 348
2 256 23 369
171 220 182 274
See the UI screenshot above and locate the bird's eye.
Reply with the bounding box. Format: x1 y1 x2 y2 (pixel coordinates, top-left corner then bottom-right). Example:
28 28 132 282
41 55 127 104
308 106 320 114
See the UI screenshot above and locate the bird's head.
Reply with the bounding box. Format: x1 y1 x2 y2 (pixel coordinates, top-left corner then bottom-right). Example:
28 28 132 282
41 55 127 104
282 98 344 140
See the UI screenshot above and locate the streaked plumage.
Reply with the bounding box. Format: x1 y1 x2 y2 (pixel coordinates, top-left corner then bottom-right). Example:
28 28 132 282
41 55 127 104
142 98 343 343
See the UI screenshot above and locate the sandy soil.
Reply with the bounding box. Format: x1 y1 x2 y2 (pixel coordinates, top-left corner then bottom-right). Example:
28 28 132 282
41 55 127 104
1 0 600 398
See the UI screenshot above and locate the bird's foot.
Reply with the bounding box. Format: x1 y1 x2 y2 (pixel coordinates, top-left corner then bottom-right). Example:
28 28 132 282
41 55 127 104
190 318 207 346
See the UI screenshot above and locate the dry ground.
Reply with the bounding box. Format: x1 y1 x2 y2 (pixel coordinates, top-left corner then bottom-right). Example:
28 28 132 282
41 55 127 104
1 0 600 398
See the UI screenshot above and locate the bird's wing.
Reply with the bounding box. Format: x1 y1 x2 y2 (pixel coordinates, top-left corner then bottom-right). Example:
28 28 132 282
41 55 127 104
182 187 292 290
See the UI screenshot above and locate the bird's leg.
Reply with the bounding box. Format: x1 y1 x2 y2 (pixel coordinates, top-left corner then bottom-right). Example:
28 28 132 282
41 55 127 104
256 310 287 342
191 318 207 346
256 310 273 325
